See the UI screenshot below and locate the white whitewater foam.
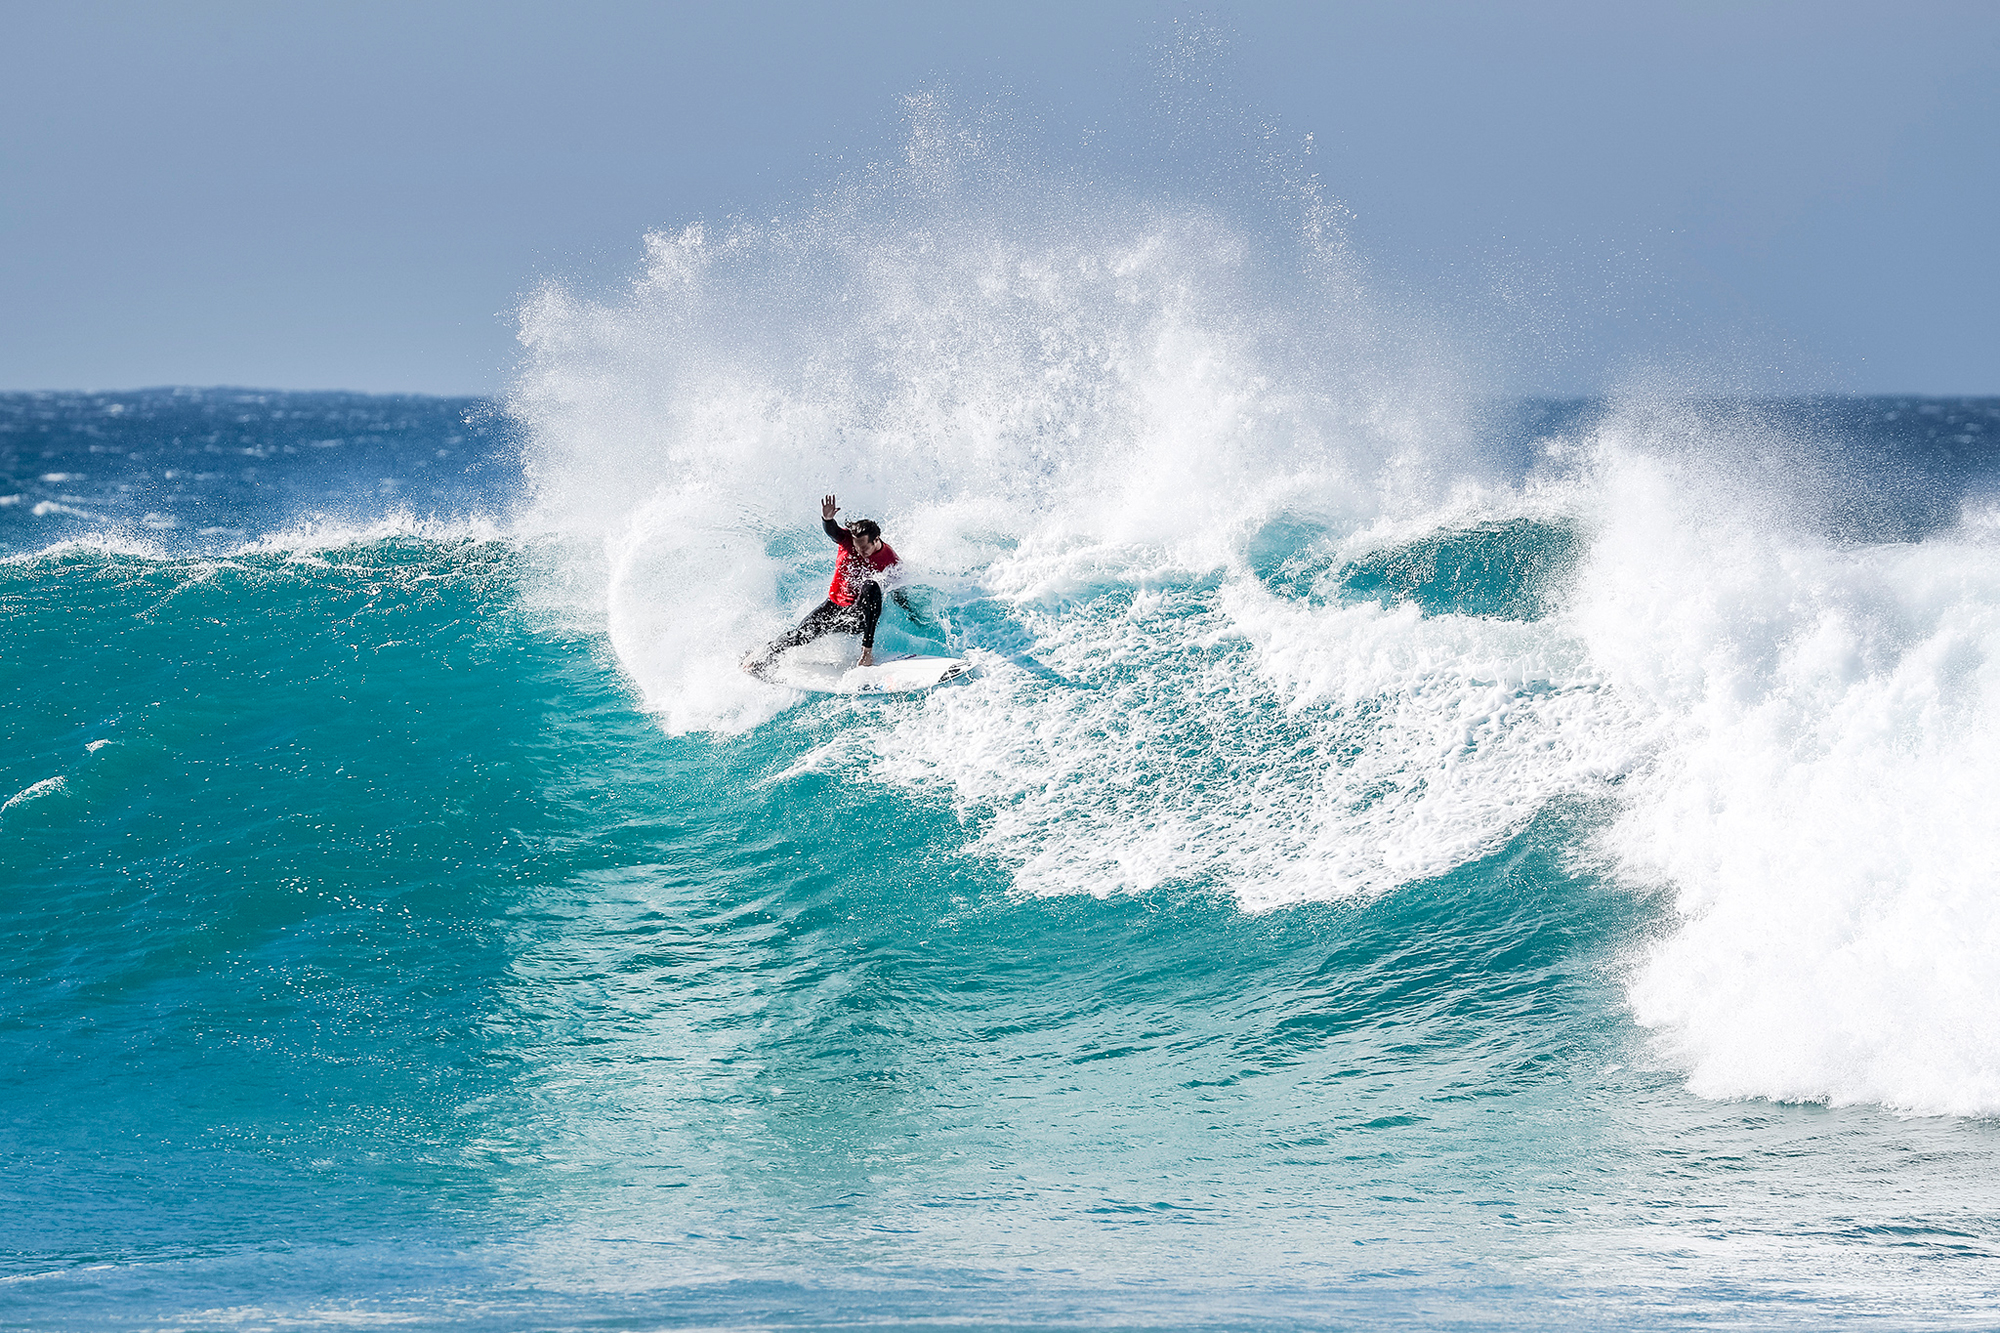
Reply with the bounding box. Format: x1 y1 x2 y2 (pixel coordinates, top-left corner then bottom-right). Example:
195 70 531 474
5 512 511 568
30 500 103 520
865 572 1639 910
2 776 69 816
1570 418 2000 1116
507 110 1628 901
2 532 179 564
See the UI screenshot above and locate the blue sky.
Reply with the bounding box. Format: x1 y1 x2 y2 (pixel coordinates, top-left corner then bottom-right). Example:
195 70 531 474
3 1 1995 394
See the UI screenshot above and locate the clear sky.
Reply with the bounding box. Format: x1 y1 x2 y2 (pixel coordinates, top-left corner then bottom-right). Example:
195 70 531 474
3 1 1995 395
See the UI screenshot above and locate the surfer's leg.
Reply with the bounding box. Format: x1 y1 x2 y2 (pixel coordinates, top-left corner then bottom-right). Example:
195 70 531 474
855 582 883 650
794 600 866 641
779 601 846 650
745 601 845 674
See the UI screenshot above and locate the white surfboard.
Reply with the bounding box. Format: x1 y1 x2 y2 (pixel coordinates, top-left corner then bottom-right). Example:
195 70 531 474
753 651 972 695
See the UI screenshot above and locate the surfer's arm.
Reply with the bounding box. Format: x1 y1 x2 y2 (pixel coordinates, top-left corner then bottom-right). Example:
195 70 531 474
820 493 852 548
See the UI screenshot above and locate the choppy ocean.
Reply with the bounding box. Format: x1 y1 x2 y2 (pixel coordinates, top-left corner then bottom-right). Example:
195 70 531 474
7 176 2000 1330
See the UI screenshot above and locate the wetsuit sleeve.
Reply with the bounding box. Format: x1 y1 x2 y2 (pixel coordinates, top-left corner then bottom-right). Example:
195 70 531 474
823 518 853 550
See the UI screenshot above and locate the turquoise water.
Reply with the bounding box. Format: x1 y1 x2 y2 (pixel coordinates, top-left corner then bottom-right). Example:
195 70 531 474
9 265 2000 1332
10 391 2000 1328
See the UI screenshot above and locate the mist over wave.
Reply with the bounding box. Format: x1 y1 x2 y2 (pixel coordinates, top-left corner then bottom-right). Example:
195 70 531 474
1575 405 2000 1114
506 102 2000 1119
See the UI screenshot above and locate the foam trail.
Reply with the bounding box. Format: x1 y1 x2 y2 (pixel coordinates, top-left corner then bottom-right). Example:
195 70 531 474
601 487 794 733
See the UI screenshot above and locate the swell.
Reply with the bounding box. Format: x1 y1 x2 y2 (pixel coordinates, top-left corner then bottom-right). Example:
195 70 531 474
0 389 518 558
1 540 560 1261
12 519 2000 1325
0 538 1638 1282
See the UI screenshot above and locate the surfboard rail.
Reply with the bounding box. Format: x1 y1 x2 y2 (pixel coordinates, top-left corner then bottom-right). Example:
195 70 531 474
747 651 973 695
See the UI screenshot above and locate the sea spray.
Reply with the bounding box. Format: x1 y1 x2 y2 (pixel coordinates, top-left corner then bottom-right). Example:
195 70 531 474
1568 406 2000 1114
510 109 2000 1122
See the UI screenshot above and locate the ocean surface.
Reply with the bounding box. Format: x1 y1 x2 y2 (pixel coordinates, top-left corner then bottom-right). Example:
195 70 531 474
8 205 2000 1329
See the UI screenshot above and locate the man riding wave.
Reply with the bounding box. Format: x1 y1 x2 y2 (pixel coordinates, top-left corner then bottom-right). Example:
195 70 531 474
744 494 917 676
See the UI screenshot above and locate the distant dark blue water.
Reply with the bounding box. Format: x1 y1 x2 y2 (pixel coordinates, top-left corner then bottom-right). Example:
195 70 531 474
0 388 511 547
7 387 2000 1323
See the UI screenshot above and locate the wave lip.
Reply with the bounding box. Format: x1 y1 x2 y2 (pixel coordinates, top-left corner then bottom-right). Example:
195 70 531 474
1 775 68 817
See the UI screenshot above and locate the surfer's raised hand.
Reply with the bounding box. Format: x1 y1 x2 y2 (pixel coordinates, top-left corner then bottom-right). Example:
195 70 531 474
821 494 839 522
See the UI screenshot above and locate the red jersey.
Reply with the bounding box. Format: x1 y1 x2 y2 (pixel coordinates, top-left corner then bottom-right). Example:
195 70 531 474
826 529 899 607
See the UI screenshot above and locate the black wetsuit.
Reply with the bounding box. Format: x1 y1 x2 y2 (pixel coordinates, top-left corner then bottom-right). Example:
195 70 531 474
764 579 886 655
750 519 910 669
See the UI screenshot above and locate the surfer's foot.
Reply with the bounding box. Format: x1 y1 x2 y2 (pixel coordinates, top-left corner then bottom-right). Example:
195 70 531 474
858 648 874 667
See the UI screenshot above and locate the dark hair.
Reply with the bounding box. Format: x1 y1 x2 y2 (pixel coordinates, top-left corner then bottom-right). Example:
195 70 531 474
851 518 882 540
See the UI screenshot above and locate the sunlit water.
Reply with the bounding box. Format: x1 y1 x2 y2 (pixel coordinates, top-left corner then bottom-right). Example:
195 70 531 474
8 133 2000 1329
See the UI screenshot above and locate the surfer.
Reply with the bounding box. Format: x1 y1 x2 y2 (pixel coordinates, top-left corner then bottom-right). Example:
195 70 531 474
743 495 913 675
